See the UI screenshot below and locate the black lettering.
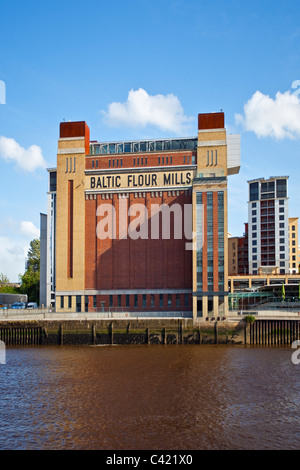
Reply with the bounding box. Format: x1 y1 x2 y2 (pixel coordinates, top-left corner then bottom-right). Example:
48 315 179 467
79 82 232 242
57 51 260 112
116 176 121 187
138 174 144 186
145 174 151 186
128 175 133 186
152 174 157 186
91 177 95 189
186 172 191 184
96 177 102 188
133 175 138 187
164 173 171 185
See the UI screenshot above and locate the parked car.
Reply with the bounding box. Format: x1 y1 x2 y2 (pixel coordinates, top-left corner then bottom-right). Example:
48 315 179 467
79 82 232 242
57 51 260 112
11 302 26 309
27 302 38 309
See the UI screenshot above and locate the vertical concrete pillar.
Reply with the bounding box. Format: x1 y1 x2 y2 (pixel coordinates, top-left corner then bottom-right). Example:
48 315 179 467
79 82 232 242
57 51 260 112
202 296 208 318
193 296 198 320
213 296 219 317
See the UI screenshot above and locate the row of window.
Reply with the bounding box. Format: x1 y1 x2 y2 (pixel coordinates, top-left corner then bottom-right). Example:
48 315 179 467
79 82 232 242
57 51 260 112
86 189 191 201
60 293 190 310
90 155 194 168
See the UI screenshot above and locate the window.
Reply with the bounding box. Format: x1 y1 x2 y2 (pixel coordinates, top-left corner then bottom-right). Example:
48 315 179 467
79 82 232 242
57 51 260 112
166 156 168 164
133 158 136 166
118 295 121 307
158 156 160 165
137 158 139 165
76 295 81 313
109 159 111 167
280 261 285 267
250 182 259 201
279 207 284 213
109 295 113 307
253 248 257 253
92 160 94 168
292 248 296 253
292 225 296 231
252 240 257 246
276 179 287 198
252 225 257 231
252 232 257 238
253 263 257 268
93 296 97 309
116 159 119 167
143 294 146 308
280 246 285 251
151 294 155 307
126 295 129 307
168 294 172 306
279 215 284 220
280 238 285 244
292 233 296 238
252 210 257 216
279 200 285 205
112 159 115 167
252 202 257 208
280 254 285 259
253 255 257 261
176 294 180 307
162 156 164 165
120 158 123 167
280 231 285 236
280 223 285 228
252 217 257 223
134 294 138 308
68 296 72 309
60 296 64 309
292 240 296 246
185 293 189 307
170 156 172 164
159 294 163 307
145 157 147 165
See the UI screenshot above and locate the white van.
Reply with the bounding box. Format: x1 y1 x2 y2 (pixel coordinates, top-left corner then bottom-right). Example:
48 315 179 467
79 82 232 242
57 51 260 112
27 302 38 309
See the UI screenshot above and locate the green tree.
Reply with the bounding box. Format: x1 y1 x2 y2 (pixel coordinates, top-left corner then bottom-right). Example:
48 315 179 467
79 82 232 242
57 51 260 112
0 273 9 284
20 239 40 303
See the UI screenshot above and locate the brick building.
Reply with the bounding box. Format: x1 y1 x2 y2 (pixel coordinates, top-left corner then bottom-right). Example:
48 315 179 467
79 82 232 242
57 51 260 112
40 112 240 319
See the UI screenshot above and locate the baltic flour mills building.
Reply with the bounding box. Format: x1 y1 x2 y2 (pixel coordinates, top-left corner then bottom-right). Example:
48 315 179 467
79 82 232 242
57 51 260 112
40 112 240 319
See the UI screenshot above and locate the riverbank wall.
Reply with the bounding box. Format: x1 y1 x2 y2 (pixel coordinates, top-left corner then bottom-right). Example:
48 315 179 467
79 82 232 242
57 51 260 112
0 318 299 346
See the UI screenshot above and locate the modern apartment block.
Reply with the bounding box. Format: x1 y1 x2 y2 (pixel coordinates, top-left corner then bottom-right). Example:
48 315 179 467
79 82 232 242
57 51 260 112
289 217 299 274
248 176 289 275
228 223 248 275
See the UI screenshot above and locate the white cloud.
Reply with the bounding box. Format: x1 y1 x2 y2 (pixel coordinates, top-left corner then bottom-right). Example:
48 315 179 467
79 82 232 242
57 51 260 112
0 236 27 282
102 88 194 134
0 220 40 281
235 89 300 139
20 221 40 239
0 136 47 172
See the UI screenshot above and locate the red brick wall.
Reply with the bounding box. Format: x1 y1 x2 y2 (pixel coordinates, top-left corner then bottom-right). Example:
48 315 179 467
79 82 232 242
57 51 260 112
85 191 192 290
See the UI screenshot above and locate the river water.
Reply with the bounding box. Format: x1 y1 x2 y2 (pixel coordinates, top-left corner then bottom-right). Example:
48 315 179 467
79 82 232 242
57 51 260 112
0 344 299 450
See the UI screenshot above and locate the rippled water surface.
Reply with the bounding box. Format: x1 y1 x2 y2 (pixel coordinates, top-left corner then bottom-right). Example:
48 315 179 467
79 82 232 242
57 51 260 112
0 344 299 450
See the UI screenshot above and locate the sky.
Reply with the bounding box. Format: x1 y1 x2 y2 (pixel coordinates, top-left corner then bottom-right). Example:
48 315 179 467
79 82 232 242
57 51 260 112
0 0 300 281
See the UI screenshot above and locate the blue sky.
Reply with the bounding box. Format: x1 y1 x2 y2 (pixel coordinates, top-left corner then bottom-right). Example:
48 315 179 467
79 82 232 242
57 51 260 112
0 0 300 281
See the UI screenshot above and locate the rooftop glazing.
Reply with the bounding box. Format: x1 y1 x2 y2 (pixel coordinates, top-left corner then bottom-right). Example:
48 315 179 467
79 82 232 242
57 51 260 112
89 137 197 155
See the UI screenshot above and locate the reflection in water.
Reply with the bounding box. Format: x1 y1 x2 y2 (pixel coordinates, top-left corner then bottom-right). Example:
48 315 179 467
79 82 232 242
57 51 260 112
0 345 298 450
